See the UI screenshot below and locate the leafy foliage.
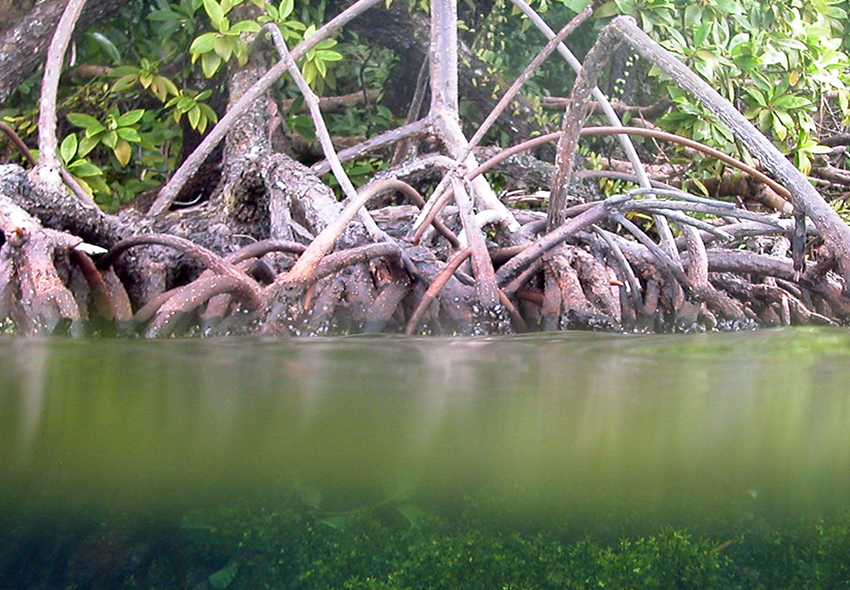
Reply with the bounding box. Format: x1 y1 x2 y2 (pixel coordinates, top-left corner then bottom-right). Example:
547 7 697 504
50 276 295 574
596 0 850 171
3 0 850 213
122 495 850 590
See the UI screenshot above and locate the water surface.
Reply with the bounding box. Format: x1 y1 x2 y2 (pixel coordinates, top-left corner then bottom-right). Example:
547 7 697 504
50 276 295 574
2 328 849 525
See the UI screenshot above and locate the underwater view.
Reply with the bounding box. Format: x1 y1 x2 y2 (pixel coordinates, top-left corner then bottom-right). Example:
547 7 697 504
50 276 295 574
2 329 850 589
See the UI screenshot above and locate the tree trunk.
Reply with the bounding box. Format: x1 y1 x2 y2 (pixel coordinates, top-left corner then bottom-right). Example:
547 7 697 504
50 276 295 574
0 0 125 103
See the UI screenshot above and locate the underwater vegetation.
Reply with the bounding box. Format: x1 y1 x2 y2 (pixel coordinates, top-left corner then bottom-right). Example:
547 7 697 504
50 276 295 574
2 492 850 590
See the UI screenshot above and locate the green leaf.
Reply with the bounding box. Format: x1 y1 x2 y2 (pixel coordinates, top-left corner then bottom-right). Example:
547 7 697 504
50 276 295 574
214 35 233 61
279 0 294 18
773 95 811 110
67 160 103 178
59 134 77 164
190 32 218 54
208 561 239 590
315 38 337 50
744 87 767 107
158 76 179 97
774 109 795 129
683 4 701 28
690 178 709 197
78 135 99 158
108 65 140 77
204 0 225 28
67 113 105 133
234 37 249 66
229 20 261 34
113 139 132 166
188 105 202 129
87 32 121 64
111 74 138 93
149 79 167 102
177 97 195 112
772 114 787 140
198 102 219 123
148 9 184 21
317 49 343 62
117 127 142 143
202 51 223 77
693 22 711 46
806 143 833 155
302 60 317 85
102 130 119 149
196 113 209 133
117 109 146 127
593 1 618 18
72 176 94 197
561 0 590 11
757 109 771 131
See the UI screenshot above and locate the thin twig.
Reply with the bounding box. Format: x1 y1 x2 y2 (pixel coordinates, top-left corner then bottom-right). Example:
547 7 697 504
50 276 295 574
311 118 431 175
0 122 36 167
463 0 594 156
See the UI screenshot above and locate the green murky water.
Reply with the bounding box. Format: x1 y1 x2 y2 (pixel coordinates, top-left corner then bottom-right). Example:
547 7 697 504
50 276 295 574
2 329 850 588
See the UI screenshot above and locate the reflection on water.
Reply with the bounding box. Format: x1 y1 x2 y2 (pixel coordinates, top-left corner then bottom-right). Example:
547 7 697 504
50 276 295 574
2 328 850 524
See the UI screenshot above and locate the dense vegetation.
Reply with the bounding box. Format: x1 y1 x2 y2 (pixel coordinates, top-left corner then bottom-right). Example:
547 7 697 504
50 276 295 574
4 493 850 589
3 0 850 336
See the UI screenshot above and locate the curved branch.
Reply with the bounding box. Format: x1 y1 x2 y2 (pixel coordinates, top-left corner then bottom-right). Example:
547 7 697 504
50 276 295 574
36 0 87 169
308 242 402 287
228 239 307 264
0 122 36 167
283 179 414 284
145 275 260 338
495 202 611 288
97 234 262 306
69 249 116 321
405 247 471 335
311 118 432 176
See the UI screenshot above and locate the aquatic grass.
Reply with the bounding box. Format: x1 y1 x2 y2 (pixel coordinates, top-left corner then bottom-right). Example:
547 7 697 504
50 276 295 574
145 499 850 590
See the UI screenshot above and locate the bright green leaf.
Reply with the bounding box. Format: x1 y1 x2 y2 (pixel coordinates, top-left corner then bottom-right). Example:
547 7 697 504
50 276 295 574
59 134 77 164
117 127 142 143
67 160 103 178
117 109 146 127
204 0 225 28
111 75 138 93
78 135 99 158
102 130 118 149
188 105 202 129
190 32 218 54
229 20 261 34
